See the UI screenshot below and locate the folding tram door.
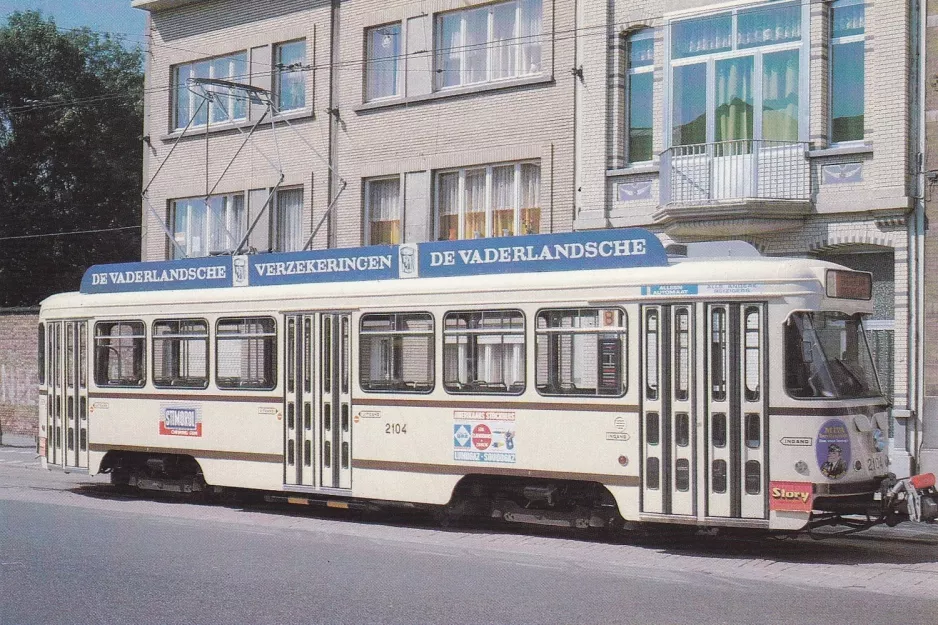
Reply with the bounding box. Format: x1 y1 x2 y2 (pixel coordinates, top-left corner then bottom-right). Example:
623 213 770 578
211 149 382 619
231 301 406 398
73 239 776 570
283 313 352 491
45 320 89 470
640 303 767 522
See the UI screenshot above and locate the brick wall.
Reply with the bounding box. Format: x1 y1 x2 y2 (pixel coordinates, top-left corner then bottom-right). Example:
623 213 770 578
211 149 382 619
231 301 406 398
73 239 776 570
0 310 39 440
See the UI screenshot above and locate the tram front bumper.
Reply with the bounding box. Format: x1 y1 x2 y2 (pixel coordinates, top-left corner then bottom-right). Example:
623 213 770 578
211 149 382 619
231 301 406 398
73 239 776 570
810 473 938 524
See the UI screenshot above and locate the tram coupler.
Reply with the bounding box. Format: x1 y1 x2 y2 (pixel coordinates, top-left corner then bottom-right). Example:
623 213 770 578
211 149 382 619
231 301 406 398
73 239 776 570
880 473 938 524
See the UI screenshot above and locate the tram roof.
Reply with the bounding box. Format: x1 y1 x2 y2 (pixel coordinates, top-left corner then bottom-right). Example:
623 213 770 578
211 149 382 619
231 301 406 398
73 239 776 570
42 228 860 314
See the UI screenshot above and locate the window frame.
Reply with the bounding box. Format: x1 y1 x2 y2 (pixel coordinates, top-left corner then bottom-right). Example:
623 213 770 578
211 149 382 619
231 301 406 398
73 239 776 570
434 0 543 91
271 187 305 253
364 22 403 102
364 175 403 246
93 321 147 388
665 1 808 147
434 160 540 240
534 307 628 398
443 309 526 395
215 317 278 391
151 318 210 390
273 39 308 113
359 312 435 394
624 28 655 164
172 51 249 131
38 323 46 385
170 192 246 259
829 0 866 145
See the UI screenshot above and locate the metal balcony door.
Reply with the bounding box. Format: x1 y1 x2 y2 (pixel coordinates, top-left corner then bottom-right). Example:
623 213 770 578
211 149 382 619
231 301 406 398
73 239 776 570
640 304 696 517
705 303 767 520
284 314 316 486
319 313 352 490
49 320 88 469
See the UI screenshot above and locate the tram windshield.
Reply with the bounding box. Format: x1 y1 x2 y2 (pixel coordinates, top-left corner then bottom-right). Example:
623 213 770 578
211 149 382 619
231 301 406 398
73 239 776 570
784 312 882 399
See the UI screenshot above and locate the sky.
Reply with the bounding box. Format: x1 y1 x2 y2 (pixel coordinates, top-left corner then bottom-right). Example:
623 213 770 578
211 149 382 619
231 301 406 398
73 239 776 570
0 0 146 45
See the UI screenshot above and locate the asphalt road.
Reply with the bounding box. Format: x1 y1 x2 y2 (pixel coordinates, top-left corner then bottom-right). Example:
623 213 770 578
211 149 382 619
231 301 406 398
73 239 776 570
2 446 938 625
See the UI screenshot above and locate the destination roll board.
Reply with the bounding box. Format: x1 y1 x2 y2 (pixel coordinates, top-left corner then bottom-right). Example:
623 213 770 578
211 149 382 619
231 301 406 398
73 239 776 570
79 227 668 294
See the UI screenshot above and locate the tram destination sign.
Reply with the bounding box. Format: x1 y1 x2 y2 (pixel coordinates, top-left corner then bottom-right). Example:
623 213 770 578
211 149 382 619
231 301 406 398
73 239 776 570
80 227 667 294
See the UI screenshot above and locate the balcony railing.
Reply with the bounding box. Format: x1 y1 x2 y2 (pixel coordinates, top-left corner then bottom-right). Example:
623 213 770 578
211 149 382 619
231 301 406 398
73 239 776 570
660 140 810 206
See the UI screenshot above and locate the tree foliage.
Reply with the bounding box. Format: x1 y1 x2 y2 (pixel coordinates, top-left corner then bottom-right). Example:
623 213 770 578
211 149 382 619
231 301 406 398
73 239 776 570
0 11 143 306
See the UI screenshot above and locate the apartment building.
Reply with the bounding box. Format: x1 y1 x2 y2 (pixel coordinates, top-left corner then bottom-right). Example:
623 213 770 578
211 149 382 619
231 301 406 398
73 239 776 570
133 0 930 472
575 0 925 474
132 0 575 257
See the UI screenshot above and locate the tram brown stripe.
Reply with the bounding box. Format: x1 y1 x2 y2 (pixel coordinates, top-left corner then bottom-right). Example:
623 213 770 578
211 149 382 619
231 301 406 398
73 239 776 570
768 405 888 417
353 458 641 487
88 443 282 464
88 392 281 403
354 397 640 413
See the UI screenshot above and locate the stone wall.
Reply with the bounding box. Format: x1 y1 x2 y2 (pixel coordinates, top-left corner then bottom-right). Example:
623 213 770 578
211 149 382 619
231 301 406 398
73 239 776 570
0 309 39 442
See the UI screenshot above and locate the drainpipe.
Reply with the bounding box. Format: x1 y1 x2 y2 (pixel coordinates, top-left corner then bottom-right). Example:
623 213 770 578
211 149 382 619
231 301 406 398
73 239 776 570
911 0 926 474
326 0 341 249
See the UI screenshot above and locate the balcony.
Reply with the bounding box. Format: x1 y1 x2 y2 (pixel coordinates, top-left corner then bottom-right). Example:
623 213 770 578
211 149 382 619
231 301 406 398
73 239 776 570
656 140 812 240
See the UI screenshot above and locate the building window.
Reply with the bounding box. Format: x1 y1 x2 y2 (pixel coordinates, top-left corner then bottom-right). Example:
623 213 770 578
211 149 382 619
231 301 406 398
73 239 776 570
152 319 209 389
274 40 306 112
94 321 146 388
216 317 277 390
444 310 525 394
626 29 654 163
272 188 304 252
365 23 401 101
535 308 627 397
669 2 803 147
436 161 539 240
359 313 434 393
365 177 401 245
436 0 542 90
171 193 245 259
830 0 865 143
173 52 247 130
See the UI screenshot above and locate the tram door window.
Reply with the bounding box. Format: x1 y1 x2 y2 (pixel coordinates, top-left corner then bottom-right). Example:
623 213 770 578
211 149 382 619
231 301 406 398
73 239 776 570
284 314 315 487
48 320 88 470
640 305 695 516
320 313 352 490
705 303 767 520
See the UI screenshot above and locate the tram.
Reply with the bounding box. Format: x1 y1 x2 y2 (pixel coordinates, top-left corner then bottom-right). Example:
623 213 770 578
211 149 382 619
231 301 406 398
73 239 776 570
37 227 938 532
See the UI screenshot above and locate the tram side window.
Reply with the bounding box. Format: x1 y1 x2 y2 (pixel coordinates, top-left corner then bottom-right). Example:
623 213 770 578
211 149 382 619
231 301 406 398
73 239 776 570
444 310 525 394
94 321 146 387
216 317 277 390
38 323 45 384
359 313 434 393
153 319 209 389
535 308 627 397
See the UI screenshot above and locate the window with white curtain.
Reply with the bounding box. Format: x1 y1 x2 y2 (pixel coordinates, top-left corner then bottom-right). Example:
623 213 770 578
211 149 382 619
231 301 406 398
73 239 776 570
173 52 247 130
365 23 402 101
274 40 306 112
669 1 804 147
366 177 402 245
626 29 654 163
436 0 542 90
171 193 245 259
273 188 304 252
434 161 539 240
830 0 865 143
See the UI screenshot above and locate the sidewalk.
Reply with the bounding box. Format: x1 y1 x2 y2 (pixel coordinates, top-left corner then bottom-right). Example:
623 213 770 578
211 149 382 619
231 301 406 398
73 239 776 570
0 433 36 448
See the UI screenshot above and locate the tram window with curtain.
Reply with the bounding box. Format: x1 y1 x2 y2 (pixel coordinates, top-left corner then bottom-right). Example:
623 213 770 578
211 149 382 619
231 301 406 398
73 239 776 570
152 319 209 389
359 313 434 393
535 308 627 397
444 310 525 394
215 317 277 390
94 321 146 387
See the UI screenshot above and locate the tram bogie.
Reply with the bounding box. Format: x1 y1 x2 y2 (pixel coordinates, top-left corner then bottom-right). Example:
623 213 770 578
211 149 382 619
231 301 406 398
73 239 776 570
36 228 938 534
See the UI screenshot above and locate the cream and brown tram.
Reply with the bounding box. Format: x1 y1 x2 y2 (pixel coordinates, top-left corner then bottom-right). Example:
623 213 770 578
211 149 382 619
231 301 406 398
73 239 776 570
38 228 938 532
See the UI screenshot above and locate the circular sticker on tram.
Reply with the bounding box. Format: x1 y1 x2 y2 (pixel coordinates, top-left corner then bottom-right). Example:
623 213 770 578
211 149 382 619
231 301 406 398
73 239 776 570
816 419 851 480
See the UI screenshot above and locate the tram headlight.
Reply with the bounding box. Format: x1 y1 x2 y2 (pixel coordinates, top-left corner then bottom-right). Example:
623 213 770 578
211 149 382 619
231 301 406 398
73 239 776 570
871 428 887 453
